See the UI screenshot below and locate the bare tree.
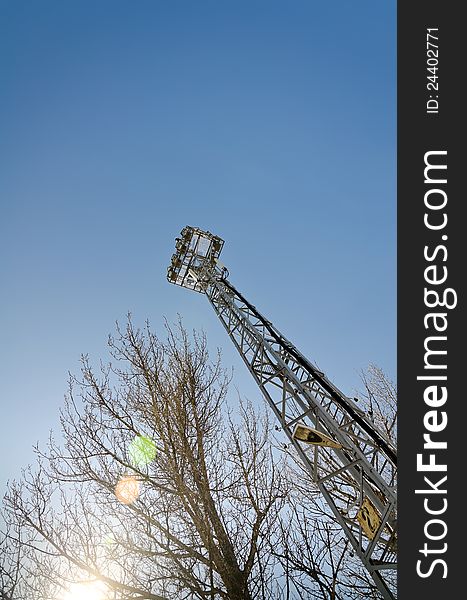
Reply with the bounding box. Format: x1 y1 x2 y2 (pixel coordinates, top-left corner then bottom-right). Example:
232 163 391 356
2 319 289 600
0 520 22 600
358 364 397 445
1 320 397 599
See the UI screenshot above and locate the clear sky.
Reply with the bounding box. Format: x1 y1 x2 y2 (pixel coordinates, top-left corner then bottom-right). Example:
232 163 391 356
0 1 396 494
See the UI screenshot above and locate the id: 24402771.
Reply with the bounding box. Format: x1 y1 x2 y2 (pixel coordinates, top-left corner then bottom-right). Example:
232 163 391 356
426 28 439 114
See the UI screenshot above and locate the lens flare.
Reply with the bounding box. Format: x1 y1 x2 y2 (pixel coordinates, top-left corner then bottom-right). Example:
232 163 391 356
103 532 117 549
128 434 157 468
115 475 140 505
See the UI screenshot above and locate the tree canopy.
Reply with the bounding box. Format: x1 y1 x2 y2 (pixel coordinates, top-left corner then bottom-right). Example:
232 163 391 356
1 319 396 600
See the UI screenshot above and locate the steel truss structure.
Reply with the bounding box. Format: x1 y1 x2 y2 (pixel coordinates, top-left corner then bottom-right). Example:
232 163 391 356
167 226 397 599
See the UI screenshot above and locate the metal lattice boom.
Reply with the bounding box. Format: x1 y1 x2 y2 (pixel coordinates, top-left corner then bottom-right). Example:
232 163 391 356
167 226 397 599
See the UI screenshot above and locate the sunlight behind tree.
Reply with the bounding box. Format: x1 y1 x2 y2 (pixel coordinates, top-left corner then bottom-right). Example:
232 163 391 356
61 580 109 600
0 318 396 599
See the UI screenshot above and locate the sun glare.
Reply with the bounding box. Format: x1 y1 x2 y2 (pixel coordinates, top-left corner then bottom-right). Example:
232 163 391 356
62 580 109 600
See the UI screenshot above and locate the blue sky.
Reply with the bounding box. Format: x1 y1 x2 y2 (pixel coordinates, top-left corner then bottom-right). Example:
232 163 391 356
0 1 396 494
